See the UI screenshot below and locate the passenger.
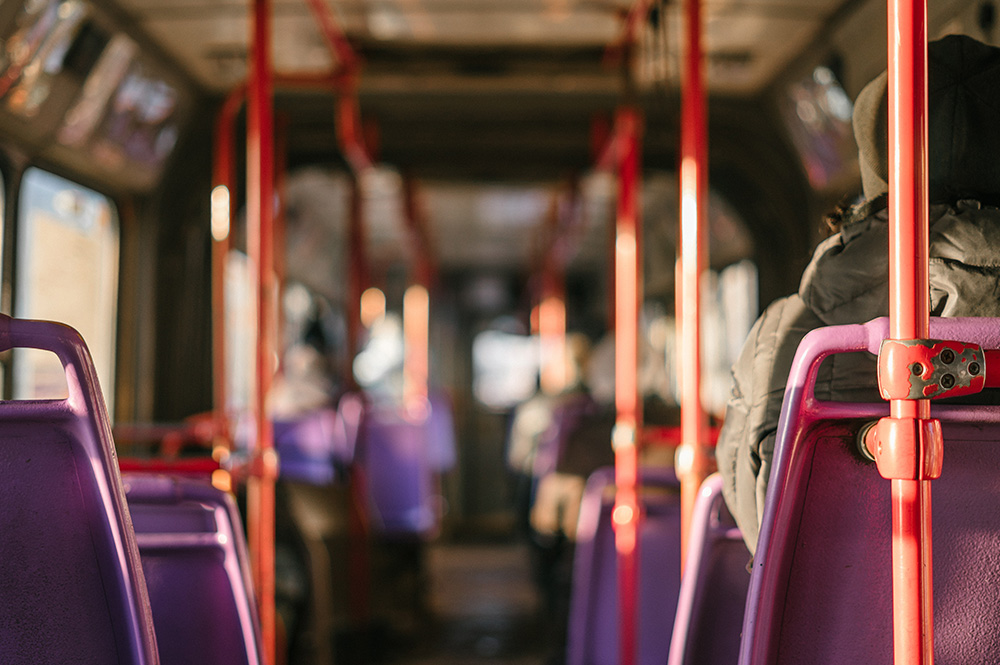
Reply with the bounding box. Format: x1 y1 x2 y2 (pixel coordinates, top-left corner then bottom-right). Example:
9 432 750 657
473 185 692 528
505 333 592 665
717 34 1000 554
506 332 593 535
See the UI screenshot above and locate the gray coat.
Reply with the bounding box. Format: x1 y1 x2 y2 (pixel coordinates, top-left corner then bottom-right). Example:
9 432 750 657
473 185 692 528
717 201 1000 553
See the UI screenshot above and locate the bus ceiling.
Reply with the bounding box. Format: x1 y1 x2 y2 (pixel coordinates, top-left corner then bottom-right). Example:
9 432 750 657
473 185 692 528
0 0 993 189
104 0 994 180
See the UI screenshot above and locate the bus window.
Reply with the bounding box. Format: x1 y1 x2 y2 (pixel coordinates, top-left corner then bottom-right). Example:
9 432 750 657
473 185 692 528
225 249 255 413
782 64 857 191
473 326 540 411
14 167 118 413
5 0 87 118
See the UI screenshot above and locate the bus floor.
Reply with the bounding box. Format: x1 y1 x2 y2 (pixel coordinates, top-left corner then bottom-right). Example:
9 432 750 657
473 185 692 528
298 537 558 665
276 482 562 665
388 539 553 665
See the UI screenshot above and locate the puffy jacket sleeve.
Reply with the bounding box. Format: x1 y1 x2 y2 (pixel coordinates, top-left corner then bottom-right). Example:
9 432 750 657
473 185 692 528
716 294 823 554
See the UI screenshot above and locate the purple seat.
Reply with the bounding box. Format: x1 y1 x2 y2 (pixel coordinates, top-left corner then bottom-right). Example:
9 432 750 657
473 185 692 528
533 394 596 479
567 466 682 665
742 317 1000 664
426 390 457 472
273 407 343 485
360 407 437 536
667 473 749 665
123 474 263 665
0 315 159 664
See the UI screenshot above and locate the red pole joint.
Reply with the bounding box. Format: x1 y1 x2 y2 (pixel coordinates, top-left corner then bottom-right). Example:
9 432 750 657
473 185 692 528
249 447 282 481
866 338 988 481
866 417 942 481
877 339 985 400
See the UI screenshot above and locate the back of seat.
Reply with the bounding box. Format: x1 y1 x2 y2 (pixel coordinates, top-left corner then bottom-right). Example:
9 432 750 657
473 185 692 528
273 407 342 485
741 317 1000 665
0 315 158 665
567 466 682 665
667 473 749 665
360 406 437 536
124 474 263 665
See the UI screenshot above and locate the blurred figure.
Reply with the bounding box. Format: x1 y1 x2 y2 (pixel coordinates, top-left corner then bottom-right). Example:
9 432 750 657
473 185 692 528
717 34 1000 554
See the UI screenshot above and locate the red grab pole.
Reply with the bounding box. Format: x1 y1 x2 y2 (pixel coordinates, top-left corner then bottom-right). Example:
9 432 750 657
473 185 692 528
612 106 642 665
886 0 934 661
247 0 278 661
211 85 244 451
676 0 712 571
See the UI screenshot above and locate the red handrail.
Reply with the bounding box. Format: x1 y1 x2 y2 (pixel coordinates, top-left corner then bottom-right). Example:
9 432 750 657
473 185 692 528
402 177 434 416
676 0 713 572
302 0 360 76
212 84 244 451
247 0 278 661
611 106 642 665
886 0 934 661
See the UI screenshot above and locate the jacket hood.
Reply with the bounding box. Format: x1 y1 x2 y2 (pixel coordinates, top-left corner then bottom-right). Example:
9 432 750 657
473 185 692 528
800 202 1000 324
853 34 1000 201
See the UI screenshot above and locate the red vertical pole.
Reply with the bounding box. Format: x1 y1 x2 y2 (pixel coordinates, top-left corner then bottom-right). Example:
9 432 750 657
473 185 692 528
676 0 711 571
538 193 567 395
275 114 289 319
402 178 432 418
887 0 933 661
346 178 367 386
247 0 277 661
212 86 244 450
346 177 372 627
612 106 641 665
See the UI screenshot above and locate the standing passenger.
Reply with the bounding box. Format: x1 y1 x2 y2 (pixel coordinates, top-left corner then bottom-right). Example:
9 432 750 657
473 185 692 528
717 34 1000 553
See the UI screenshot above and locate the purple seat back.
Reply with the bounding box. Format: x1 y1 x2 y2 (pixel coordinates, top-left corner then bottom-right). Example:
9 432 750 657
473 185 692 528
667 473 748 665
533 394 595 478
336 391 365 463
426 391 457 472
273 408 343 485
742 317 1000 664
567 466 682 665
360 407 436 536
123 474 263 665
0 315 159 665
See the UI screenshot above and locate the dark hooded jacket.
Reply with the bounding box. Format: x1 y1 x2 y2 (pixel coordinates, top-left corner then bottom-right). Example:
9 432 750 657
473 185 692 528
717 34 1000 554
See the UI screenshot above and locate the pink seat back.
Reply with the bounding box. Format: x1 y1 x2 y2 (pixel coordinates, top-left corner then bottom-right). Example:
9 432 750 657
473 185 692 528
567 466 682 665
742 317 1000 664
668 473 748 665
124 474 263 665
0 315 159 665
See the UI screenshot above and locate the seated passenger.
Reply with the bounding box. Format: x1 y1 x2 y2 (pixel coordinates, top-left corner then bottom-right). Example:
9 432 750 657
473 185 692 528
717 34 1000 554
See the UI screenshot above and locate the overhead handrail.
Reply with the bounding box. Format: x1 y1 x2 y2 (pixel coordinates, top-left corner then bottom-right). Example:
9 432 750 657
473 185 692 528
297 0 379 634
675 0 712 571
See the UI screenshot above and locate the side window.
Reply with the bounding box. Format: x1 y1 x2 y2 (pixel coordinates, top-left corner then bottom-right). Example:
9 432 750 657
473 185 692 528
15 167 118 413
